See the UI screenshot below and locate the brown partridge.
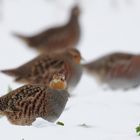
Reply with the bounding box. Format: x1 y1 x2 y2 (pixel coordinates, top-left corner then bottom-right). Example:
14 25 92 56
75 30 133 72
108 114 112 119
1 48 83 91
83 52 140 90
13 5 81 53
0 73 69 126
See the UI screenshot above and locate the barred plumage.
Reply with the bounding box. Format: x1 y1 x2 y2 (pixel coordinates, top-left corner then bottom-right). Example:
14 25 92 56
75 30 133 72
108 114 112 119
1 48 83 91
0 76 69 125
83 52 140 90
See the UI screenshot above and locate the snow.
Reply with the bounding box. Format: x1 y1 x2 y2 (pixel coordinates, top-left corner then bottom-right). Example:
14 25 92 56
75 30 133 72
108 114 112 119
0 0 140 139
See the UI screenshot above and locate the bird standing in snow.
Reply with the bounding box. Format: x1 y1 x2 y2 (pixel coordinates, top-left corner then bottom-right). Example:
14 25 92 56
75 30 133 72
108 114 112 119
1 48 83 91
83 52 140 90
13 5 81 53
0 73 69 126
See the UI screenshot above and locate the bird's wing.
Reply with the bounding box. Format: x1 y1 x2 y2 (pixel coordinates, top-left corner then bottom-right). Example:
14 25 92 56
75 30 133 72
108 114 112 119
1 53 63 79
28 24 67 43
108 57 140 79
6 85 46 112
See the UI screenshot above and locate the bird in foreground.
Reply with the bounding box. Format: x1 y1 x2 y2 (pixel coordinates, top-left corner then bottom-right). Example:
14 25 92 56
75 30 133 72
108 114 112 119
83 52 140 90
13 5 81 53
1 48 83 91
0 73 69 126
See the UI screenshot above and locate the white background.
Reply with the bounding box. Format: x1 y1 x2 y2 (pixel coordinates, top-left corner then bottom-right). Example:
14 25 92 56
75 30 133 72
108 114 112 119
0 0 140 139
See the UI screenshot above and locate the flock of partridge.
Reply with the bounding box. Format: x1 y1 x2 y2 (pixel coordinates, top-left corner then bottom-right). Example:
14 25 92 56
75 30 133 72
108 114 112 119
0 5 140 126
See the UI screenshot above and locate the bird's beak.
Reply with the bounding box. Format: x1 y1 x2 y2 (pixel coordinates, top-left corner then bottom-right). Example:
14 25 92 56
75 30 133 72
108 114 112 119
81 56 86 63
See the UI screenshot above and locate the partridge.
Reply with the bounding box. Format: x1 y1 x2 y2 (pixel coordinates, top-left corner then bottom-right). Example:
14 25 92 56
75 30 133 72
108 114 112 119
1 48 83 91
83 52 140 90
13 5 81 52
0 73 69 126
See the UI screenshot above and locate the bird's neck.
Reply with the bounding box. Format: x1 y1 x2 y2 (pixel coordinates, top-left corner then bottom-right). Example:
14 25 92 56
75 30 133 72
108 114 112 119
49 81 67 90
68 14 79 26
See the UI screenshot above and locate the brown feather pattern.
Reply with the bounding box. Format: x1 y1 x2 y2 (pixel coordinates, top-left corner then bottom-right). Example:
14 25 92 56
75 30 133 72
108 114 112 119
0 84 68 125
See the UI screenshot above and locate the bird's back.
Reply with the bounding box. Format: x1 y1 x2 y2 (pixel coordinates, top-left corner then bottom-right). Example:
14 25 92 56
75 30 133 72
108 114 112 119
0 84 69 124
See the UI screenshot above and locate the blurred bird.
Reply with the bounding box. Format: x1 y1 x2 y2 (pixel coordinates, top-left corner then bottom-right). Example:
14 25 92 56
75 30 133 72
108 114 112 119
1 48 83 91
0 73 69 126
83 52 140 90
13 5 81 53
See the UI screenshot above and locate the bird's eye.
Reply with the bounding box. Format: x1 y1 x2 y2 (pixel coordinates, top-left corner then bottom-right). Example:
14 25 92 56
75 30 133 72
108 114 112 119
61 76 65 81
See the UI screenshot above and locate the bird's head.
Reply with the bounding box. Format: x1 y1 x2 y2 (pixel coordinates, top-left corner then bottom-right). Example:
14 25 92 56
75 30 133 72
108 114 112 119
49 73 67 90
66 48 82 64
71 5 80 17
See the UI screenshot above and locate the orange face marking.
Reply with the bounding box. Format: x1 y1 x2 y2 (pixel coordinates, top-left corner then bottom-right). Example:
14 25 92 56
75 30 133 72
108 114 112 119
75 56 81 64
49 73 67 90
50 80 66 90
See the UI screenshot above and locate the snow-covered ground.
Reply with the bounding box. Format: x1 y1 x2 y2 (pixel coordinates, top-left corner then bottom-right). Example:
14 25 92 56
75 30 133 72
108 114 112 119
0 0 140 139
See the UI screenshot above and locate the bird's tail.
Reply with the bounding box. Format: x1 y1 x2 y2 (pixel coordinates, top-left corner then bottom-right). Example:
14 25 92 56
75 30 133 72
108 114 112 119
82 63 94 71
82 62 100 75
12 32 29 43
1 68 19 77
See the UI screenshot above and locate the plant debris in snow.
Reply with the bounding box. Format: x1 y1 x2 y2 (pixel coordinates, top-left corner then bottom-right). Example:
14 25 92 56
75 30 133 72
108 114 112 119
78 123 92 128
136 124 140 136
56 121 64 126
